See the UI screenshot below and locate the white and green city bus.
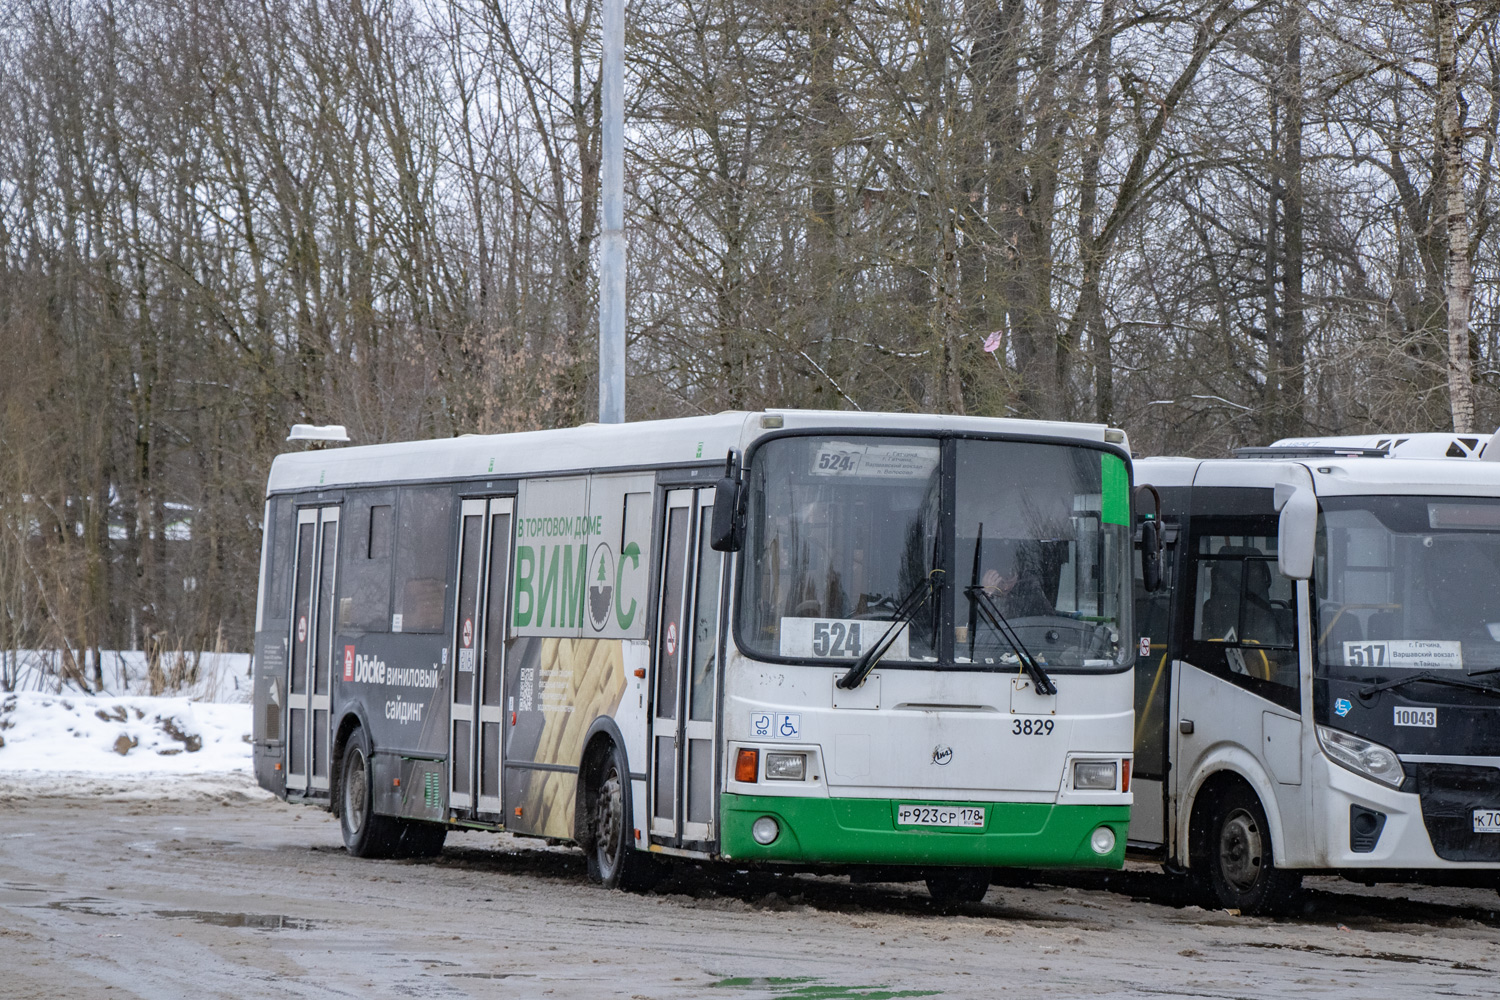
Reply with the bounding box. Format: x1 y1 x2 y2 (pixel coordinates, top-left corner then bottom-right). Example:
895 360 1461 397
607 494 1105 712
1132 437 1500 912
251 410 1137 901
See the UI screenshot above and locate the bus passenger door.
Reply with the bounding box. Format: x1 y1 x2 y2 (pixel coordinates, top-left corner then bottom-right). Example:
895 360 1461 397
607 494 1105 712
287 505 339 795
478 499 514 816
1129 527 1176 851
449 497 514 816
649 487 723 847
449 500 485 812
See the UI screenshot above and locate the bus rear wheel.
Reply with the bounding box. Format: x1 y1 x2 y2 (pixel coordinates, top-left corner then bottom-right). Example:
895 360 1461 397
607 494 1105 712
586 743 658 891
1198 785 1300 915
925 867 992 907
339 726 446 859
341 727 399 858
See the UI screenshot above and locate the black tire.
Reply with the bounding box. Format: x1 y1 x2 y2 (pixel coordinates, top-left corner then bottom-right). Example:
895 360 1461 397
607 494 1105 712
1197 785 1301 915
339 727 447 860
925 868 992 907
340 727 399 858
585 742 658 891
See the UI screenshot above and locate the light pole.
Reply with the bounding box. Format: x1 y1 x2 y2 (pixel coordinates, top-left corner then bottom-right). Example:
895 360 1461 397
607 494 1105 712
598 0 625 424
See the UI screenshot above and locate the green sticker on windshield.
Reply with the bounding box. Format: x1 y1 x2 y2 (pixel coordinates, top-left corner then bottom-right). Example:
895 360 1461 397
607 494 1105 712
1101 453 1128 526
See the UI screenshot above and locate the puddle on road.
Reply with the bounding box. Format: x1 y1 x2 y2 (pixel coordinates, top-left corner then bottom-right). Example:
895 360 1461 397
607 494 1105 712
40 898 314 931
713 977 941 999
1238 941 1492 972
444 972 531 979
154 909 318 931
46 897 133 917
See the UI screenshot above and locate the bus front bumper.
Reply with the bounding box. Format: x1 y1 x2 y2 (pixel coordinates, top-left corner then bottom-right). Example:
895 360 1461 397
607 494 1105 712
719 792 1128 868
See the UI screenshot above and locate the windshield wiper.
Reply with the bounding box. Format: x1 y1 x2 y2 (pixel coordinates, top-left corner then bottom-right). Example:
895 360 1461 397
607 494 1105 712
836 570 943 691
1357 671 1500 699
965 585 1058 696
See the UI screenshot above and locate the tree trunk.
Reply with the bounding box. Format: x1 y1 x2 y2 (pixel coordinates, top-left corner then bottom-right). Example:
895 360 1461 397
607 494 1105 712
1436 0 1476 433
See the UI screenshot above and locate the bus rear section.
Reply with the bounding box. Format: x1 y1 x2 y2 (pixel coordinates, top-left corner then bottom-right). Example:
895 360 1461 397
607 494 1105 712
1131 452 1500 913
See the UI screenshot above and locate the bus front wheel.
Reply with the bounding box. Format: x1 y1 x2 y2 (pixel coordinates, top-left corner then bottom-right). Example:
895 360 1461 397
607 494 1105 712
1198 785 1301 915
925 867 992 907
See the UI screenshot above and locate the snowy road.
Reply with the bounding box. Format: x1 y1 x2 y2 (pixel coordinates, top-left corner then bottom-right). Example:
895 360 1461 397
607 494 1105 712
2 778 1499 999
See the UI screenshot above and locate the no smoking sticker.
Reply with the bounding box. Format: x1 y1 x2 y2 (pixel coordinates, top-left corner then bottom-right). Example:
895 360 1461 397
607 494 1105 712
297 616 307 643
462 617 474 648
665 621 678 656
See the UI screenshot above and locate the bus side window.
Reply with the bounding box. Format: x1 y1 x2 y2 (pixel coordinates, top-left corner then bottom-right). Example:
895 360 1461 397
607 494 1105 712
1187 526 1299 711
393 486 454 632
340 493 394 631
262 496 295 625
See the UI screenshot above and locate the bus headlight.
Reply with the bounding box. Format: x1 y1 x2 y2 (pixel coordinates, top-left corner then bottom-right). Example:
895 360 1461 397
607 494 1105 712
1317 725 1405 789
1073 760 1118 790
752 816 780 845
1090 826 1116 855
764 753 806 781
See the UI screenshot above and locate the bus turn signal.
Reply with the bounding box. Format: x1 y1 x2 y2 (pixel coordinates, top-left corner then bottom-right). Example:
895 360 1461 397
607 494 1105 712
735 748 759 783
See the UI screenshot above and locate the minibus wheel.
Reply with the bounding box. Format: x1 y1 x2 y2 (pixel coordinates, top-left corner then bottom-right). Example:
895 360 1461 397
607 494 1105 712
1201 785 1301 914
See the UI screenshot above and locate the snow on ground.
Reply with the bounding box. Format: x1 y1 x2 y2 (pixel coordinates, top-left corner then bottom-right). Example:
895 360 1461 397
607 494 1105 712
0 691 251 773
0 650 261 800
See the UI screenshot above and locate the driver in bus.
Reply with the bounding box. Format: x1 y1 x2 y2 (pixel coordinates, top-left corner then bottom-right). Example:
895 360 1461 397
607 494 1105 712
980 543 1053 618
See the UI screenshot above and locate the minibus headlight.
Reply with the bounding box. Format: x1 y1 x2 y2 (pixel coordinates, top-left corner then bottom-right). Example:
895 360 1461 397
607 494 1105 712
1317 725 1405 789
1073 760 1118 790
764 753 806 781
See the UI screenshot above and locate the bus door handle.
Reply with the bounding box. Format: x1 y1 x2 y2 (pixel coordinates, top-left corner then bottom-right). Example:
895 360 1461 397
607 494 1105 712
1179 719 1195 735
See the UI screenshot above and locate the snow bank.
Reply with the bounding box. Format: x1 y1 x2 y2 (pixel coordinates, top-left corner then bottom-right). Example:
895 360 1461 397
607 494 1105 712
0 691 252 778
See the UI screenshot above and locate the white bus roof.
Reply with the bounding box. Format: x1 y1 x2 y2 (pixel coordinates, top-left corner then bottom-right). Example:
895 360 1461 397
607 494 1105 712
1266 431 1500 460
266 410 1127 495
1137 455 1500 498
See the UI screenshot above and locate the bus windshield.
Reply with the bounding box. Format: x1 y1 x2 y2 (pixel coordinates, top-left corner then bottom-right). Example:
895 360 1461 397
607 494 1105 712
738 434 1130 671
1315 496 1500 678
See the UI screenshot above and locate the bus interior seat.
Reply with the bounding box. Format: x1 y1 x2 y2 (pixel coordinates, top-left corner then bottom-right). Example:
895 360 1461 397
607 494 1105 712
1321 603 1364 648
1199 559 1242 639
1240 558 1289 647
1366 610 1400 642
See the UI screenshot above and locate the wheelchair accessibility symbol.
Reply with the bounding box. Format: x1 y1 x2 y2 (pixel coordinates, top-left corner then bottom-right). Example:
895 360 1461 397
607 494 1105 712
775 714 801 739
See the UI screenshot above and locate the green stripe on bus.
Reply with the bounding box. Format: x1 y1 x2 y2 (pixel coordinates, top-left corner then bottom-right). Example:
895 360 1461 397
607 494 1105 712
718 793 1128 868
1101 452 1129 526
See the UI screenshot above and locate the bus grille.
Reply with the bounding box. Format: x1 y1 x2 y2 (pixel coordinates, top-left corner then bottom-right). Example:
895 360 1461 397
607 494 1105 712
1410 762 1500 862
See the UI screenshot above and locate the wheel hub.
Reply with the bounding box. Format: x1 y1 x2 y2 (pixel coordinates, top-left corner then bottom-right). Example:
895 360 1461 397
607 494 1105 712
595 767 623 872
1218 807 1263 892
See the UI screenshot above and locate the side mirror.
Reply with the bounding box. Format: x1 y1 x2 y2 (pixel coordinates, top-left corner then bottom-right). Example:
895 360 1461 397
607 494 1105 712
710 450 744 552
1274 481 1317 580
1135 483 1165 592
1141 520 1163 592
